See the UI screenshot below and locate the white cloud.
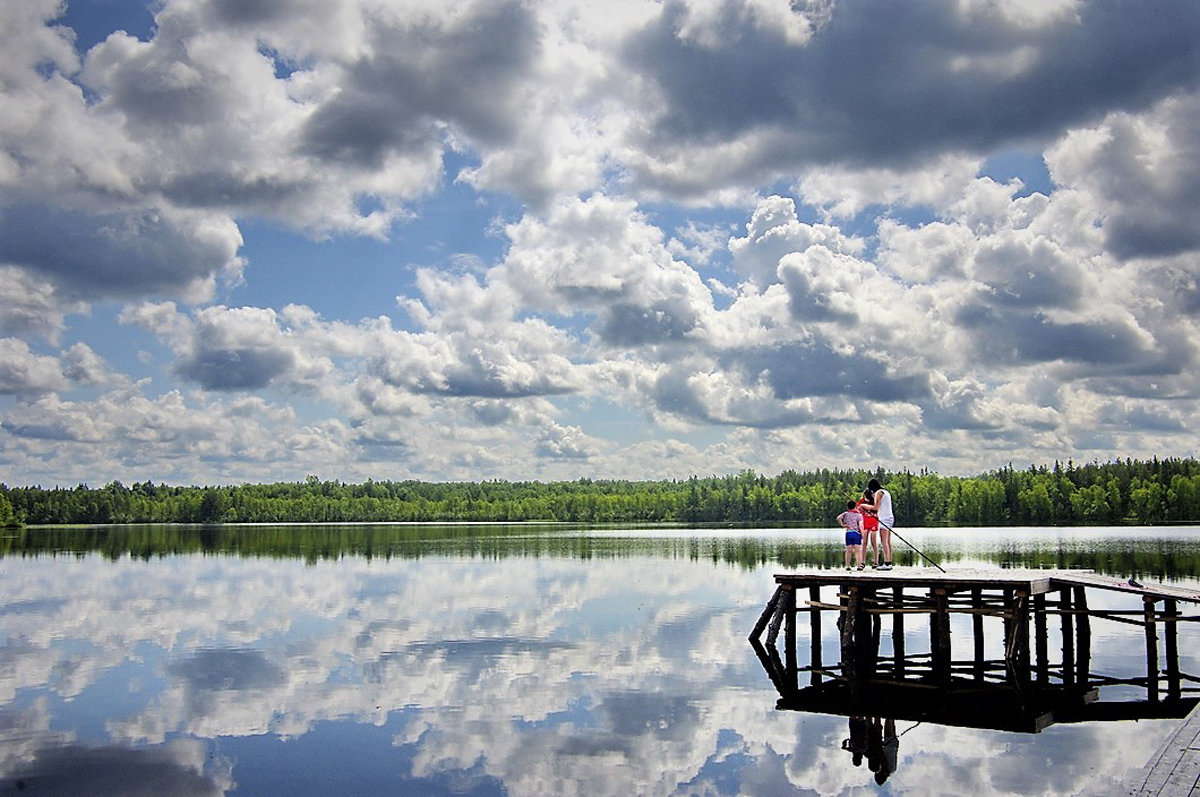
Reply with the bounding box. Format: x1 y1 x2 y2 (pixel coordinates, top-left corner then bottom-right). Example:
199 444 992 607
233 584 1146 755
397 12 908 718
0 267 88 343
2 0 1200 483
798 156 985 221
0 338 69 395
499 194 717 348
1046 91 1200 259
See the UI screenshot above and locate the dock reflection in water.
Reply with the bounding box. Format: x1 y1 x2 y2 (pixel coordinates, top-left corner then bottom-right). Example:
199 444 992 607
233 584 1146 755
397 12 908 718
749 568 1200 772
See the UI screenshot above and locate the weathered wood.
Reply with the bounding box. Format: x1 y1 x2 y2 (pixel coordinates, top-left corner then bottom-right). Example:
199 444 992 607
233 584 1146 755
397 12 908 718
1034 593 1049 686
1167 599 1181 702
1015 591 1030 670
932 587 952 684
773 569 1200 606
840 586 856 649
972 588 986 682
1146 595 1161 703
893 585 906 677
809 585 822 685
1075 587 1091 686
1061 587 1076 687
766 585 790 646
750 585 784 641
784 586 797 691
1126 701 1200 796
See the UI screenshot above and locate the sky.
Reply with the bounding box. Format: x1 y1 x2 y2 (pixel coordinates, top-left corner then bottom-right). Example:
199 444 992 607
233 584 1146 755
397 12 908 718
1 0 1199 487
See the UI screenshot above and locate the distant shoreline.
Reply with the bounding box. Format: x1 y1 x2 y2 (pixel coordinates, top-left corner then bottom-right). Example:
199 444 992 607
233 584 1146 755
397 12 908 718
3 457 1199 527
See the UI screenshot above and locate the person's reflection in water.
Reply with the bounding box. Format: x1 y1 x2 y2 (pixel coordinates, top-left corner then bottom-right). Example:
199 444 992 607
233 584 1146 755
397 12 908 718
841 715 868 767
866 717 899 785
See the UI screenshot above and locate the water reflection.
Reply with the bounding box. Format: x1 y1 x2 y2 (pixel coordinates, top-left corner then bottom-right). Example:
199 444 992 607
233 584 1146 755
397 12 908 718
0 526 1198 795
841 716 898 786
6 524 1200 579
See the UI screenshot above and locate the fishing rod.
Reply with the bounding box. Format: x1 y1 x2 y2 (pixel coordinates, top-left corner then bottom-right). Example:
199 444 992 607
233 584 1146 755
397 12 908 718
879 521 945 573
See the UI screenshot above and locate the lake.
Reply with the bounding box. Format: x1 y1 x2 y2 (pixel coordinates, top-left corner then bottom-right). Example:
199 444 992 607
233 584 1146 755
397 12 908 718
2 524 1198 795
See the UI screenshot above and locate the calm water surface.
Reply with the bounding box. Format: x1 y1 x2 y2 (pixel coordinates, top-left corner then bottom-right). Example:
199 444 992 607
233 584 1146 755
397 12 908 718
2 525 1199 796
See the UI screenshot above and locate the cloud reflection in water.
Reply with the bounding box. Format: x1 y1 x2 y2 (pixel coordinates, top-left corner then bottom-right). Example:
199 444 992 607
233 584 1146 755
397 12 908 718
0 530 1197 795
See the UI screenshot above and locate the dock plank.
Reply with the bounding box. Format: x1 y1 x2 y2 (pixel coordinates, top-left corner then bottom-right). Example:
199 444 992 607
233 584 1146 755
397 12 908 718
1125 702 1200 795
774 568 1200 605
1053 571 1200 605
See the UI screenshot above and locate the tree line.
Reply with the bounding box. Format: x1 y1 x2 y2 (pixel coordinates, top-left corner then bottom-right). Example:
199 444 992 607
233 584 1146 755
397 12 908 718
2 457 1199 527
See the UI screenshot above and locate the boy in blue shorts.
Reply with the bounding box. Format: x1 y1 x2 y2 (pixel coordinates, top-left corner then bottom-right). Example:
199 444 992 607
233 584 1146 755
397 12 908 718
837 500 865 570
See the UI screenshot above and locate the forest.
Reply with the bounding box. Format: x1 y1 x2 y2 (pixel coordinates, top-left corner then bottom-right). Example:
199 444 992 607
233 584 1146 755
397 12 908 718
2 457 1199 527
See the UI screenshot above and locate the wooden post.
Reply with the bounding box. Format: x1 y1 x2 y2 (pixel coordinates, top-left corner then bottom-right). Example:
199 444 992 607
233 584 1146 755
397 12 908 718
932 587 951 684
1060 587 1075 687
750 585 783 641
1144 595 1159 702
1015 590 1030 679
854 587 876 684
972 588 985 682
810 585 823 686
893 585 906 677
1034 593 1049 686
1165 599 1180 701
784 586 798 692
1003 589 1031 685
842 585 860 690
767 585 789 646
1074 586 1091 687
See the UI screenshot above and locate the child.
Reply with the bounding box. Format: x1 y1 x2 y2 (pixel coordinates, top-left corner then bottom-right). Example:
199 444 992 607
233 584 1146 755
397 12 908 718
837 500 865 571
857 489 880 568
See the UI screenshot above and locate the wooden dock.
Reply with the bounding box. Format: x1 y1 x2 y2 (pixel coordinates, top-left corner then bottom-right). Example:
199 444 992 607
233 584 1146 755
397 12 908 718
750 567 1200 734
750 567 1200 793
1123 701 1200 795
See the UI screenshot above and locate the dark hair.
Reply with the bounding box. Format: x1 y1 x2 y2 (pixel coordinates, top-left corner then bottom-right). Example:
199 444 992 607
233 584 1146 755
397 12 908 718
846 500 856 510
862 488 873 500
867 478 882 492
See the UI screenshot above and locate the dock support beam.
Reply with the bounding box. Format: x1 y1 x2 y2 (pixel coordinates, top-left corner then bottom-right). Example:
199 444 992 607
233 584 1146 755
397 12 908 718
1060 588 1075 686
1166 599 1180 701
931 588 951 684
809 586 822 686
1145 595 1159 702
972 588 985 681
892 585 905 677
1074 587 1091 686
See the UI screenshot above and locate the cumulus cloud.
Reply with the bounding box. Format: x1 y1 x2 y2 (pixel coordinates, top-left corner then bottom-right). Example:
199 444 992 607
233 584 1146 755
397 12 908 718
120 302 334 392
535 422 603 460
0 267 89 343
387 270 583 398
2 0 1200 483
1047 92 1200 259
500 194 717 348
620 0 1200 199
0 338 69 396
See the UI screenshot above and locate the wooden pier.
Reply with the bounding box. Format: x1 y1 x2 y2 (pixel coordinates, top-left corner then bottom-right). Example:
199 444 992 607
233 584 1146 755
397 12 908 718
750 568 1200 736
1124 702 1200 795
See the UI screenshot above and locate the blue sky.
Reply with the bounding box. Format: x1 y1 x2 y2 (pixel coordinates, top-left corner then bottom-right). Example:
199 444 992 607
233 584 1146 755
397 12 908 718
1 0 1199 486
